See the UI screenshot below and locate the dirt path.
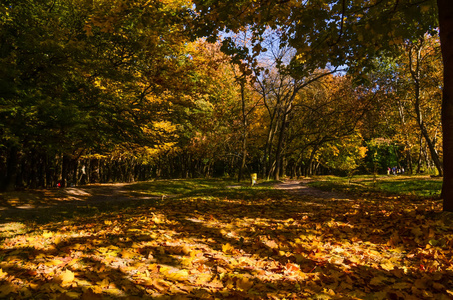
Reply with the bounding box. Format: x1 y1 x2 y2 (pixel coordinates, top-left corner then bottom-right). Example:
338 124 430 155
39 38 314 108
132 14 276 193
0 180 349 223
0 183 162 223
273 179 352 200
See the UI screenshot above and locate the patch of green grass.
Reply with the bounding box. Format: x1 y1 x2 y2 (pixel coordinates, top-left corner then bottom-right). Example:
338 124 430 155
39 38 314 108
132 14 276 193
377 179 441 197
125 178 235 196
1 179 289 225
309 175 442 198
0 222 29 239
125 178 288 200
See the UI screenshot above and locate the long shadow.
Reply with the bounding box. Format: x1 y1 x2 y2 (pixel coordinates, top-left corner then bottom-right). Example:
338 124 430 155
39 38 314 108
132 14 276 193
0 179 256 224
0 181 451 298
2 209 451 299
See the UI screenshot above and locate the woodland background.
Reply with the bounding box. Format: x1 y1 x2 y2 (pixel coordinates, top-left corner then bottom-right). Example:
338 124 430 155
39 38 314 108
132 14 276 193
0 1 443 189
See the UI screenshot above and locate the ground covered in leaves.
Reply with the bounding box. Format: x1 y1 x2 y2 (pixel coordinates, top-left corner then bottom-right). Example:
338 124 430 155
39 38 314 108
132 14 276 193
0 178 452 299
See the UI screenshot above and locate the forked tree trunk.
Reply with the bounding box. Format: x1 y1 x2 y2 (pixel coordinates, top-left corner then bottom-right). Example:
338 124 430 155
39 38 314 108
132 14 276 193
409 44 443 177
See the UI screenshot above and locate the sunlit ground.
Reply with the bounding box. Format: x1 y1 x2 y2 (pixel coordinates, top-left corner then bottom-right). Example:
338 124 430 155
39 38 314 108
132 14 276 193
0 179 452 299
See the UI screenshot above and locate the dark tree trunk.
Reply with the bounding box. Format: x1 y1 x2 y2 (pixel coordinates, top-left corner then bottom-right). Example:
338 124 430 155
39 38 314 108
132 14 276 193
2 147 19 191
438 0 453 211
238 79 248 182
274 117 289 180
61 154 70 187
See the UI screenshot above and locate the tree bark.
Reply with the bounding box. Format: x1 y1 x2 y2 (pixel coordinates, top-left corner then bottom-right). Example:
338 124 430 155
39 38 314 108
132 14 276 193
238 79 248 182
438 0 453 211
61 154 70 187
409 44 443 177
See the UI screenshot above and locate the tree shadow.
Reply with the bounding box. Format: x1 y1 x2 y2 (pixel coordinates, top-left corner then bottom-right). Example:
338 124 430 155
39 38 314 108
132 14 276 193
0 181 451 299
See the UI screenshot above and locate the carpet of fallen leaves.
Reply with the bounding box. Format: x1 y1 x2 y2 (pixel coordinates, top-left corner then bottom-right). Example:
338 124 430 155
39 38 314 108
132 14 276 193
0 183 452 299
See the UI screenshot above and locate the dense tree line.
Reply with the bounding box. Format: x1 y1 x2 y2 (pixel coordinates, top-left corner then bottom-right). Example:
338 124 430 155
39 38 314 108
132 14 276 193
1 0 450 210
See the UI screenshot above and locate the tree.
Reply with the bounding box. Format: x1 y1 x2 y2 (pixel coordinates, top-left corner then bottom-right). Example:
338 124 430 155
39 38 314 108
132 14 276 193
284 74 368 177
192 0 453 211
404 36 443 176
362 38 443 177
0 0 197 189
437 0 453 210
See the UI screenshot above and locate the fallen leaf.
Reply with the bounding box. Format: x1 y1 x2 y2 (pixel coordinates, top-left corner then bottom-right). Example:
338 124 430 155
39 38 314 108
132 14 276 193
380 260 395 271
237 276 254 291
0 283 15 297
56 269 75 284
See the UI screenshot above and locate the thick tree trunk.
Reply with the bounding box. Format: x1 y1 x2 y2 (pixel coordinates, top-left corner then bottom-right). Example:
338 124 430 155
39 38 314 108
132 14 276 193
438 0 453 211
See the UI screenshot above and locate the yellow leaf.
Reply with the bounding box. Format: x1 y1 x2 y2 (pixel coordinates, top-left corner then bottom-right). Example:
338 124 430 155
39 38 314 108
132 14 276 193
165 269 190 282
46 259 63 267
42 231 53 238
54 236 62 244
153 279 170 292
57 269 75 284
207 279 224 289
380 261 395 271
90 285 103 294
222 243 234 254
66 291 81 298
120 250 136 259
236 277 254 291
195 273 212 285
98 278 109 288
0 268 8 280
265 239 279 249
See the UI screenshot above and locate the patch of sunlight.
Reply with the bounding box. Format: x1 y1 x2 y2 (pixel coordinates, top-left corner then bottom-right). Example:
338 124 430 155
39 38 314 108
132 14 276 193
0 222 29 238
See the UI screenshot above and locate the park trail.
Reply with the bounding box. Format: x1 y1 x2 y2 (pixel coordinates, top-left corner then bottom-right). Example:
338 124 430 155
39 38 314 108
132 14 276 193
0 180 346 223
273 179 352 201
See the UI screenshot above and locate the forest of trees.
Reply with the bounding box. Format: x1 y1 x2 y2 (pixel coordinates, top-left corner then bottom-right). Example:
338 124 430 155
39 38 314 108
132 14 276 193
0 0 450 208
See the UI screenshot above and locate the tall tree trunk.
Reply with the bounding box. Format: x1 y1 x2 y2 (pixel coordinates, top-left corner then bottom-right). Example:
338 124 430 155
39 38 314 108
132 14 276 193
61 154 70 187
437 0 453 211
238 136 247 182
274 118 288 180
396 99 413 174
409 44 443 177
238 80 248 182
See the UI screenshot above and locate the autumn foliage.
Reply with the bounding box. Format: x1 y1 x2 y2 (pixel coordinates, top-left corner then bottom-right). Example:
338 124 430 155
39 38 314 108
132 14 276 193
0 179 452 299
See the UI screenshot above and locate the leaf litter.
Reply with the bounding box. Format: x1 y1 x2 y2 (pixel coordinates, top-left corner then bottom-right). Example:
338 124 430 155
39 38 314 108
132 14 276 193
0 182 452 299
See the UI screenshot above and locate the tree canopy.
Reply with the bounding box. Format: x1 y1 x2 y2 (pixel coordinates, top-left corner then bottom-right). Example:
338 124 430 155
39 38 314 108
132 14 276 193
1 0 450 210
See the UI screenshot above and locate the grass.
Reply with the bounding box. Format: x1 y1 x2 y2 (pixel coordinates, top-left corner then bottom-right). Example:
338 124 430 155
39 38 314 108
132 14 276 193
124 178 287 200
308 174 442 198
0 178 287 225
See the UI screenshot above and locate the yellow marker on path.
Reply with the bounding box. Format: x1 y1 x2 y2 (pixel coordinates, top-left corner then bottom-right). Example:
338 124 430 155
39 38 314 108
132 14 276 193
251 173 257 186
